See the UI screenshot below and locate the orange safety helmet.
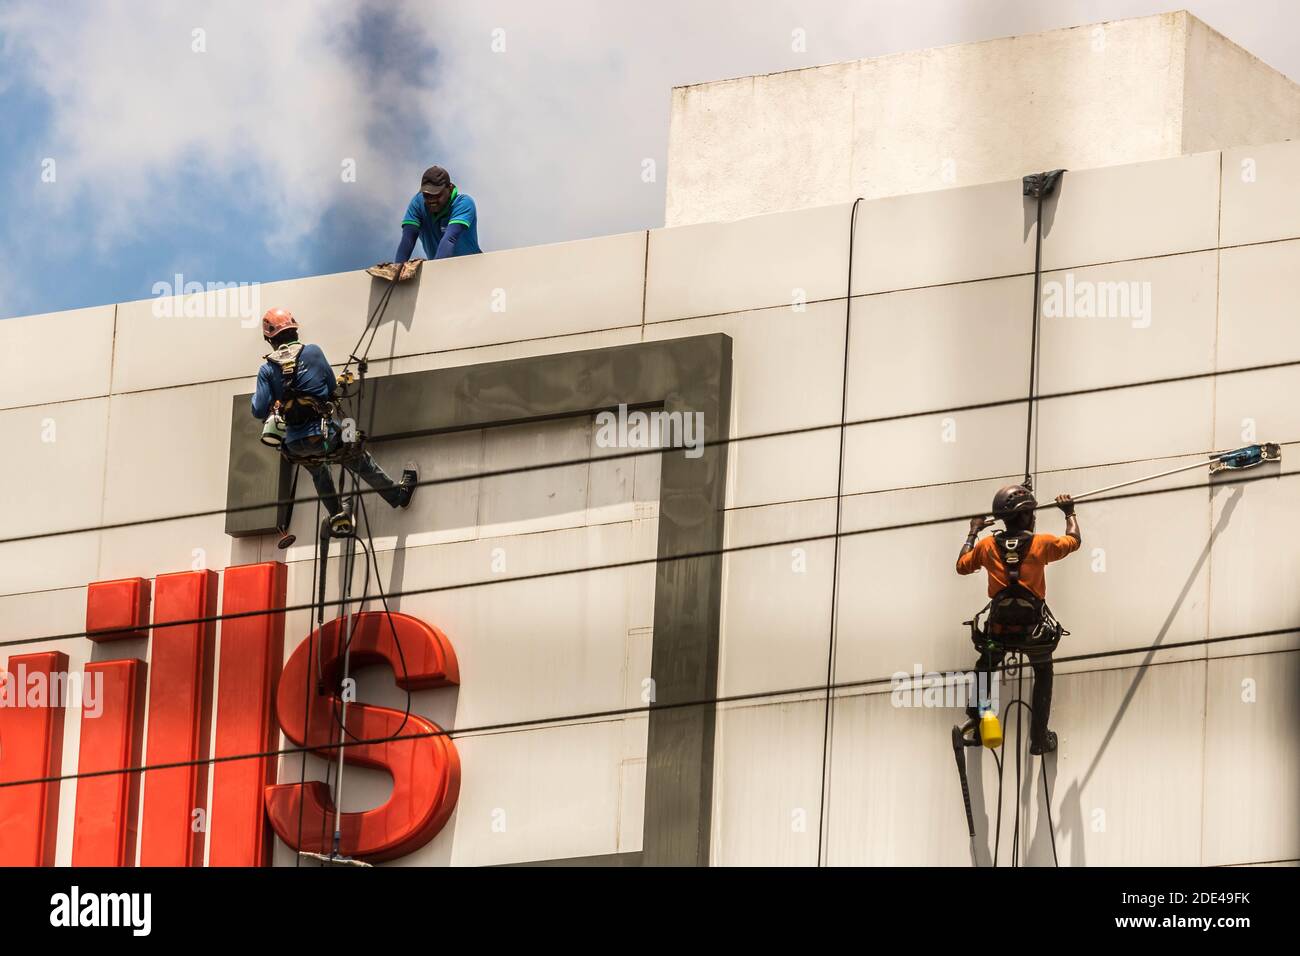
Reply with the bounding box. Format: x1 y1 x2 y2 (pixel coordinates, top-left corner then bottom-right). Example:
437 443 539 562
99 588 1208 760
261 307 299 339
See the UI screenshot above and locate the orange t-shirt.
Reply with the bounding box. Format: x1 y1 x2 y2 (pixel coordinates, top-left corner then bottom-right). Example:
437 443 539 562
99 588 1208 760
956 533 1080 600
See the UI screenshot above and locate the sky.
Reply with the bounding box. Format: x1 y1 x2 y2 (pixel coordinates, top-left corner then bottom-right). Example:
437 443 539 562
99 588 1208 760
1 0 1297 320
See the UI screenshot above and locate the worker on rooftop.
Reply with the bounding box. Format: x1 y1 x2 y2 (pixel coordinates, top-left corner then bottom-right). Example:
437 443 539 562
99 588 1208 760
395 165 482 262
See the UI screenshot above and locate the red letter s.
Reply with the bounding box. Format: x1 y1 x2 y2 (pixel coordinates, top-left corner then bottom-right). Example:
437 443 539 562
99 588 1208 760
265 612 459 862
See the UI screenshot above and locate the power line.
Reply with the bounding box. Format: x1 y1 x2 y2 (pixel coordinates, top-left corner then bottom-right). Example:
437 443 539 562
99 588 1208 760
5 464 1291 647
1 624 1293 792
3 464 1291 650
3 357 1296 546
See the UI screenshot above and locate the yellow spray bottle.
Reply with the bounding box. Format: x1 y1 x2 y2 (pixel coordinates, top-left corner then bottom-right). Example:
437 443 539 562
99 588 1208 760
980 707 1003 749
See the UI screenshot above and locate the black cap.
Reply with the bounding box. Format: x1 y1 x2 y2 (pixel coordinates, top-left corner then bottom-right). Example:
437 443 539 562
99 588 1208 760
420 165 450 194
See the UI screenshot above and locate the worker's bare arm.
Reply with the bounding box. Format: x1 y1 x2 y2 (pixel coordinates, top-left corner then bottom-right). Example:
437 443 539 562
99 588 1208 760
957 514 992 572
1056 494 1081 544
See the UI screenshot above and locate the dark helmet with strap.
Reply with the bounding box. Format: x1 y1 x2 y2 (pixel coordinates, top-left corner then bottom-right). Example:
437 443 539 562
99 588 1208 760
991 483 1036 519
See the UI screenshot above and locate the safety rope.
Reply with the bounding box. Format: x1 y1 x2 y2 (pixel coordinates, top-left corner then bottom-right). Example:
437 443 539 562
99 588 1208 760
294 494 323 867
295 273 416 861
1021 169 1064 489
989 663 1060 868
816 197 865 866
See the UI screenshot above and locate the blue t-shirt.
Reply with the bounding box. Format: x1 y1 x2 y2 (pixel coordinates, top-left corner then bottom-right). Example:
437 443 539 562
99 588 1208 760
251 343 337 443
402 187 482 258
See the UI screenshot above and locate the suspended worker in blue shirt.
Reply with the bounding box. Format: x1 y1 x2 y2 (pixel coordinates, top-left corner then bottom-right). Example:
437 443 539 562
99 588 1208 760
252 308 418 537
395 165 482 262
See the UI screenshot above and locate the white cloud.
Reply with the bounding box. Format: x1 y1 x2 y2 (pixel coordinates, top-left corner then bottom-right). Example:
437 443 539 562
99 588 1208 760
3 0 1296 266
0 0 421 261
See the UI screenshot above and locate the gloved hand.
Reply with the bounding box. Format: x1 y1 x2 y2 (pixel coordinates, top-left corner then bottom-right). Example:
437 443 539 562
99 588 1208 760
1055 494 1075 516
968 515 993 535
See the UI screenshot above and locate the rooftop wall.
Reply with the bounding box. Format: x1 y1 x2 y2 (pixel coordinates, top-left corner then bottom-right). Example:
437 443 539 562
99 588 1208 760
664 11 1300 227
2 139 1298 866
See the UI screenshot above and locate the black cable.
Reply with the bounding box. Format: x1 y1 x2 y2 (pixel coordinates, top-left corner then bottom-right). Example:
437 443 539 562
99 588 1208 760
3 625 1294 792
354 485 415 741
1025 189 1045 486
817 197 864 866
5 359 1296 546
294 494 323 868
992 748 1004 868
988 663 1061 868
1012 664 1024 866
9 465 1293 650
1042 750 1059 866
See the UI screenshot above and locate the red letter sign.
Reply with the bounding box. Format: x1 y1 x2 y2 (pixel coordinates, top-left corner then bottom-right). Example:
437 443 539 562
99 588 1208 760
72 659 147 866
265 611 460 862
139 570 217 866
0 651 69 866
210 561 286 867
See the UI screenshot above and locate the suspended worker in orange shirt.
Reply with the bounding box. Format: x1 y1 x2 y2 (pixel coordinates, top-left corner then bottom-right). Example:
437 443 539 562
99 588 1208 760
956 484 1080 754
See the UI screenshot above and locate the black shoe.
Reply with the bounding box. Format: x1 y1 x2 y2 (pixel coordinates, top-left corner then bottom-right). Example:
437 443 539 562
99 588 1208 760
957 716 981 748
395 462 418 509
1030 730 1058 755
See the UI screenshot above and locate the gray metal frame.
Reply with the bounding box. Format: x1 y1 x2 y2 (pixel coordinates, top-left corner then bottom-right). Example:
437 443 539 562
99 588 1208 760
225 334 733 866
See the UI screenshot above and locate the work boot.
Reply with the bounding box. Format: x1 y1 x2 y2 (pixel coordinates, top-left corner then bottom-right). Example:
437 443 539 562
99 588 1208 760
957 716 981 748
395 462 419 509
329 507 355 538
1030 729 1058 756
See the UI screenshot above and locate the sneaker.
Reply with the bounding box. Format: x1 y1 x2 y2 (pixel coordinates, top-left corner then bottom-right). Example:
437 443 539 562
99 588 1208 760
395 462 419 509
1030 730 1058 755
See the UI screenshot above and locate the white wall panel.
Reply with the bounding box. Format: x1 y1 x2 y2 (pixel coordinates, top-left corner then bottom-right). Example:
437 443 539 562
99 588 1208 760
834 479 997 686
847 276 1033 420
1216 240 1300 369
0 305 116 409
718 498 836 697
112 270 372 394
1038 252 1218 391
1220 140 1300 247
826 688 991 866
643 301 846 509
842 404 1026 496
395 231 646 356
711 696 824 866
102 380 250 523
1 398 109 538
646 204 852 323
1207 457 1300 655
1042 152 1221 269
1008 659 1207 866
445 718 646 866
850 179 1035 295
1035 378 1215 473
1202 652 1300 865
0 532 101 598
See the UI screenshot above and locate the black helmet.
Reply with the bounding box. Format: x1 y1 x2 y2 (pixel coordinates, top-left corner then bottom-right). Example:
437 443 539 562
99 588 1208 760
992 484 1036 518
